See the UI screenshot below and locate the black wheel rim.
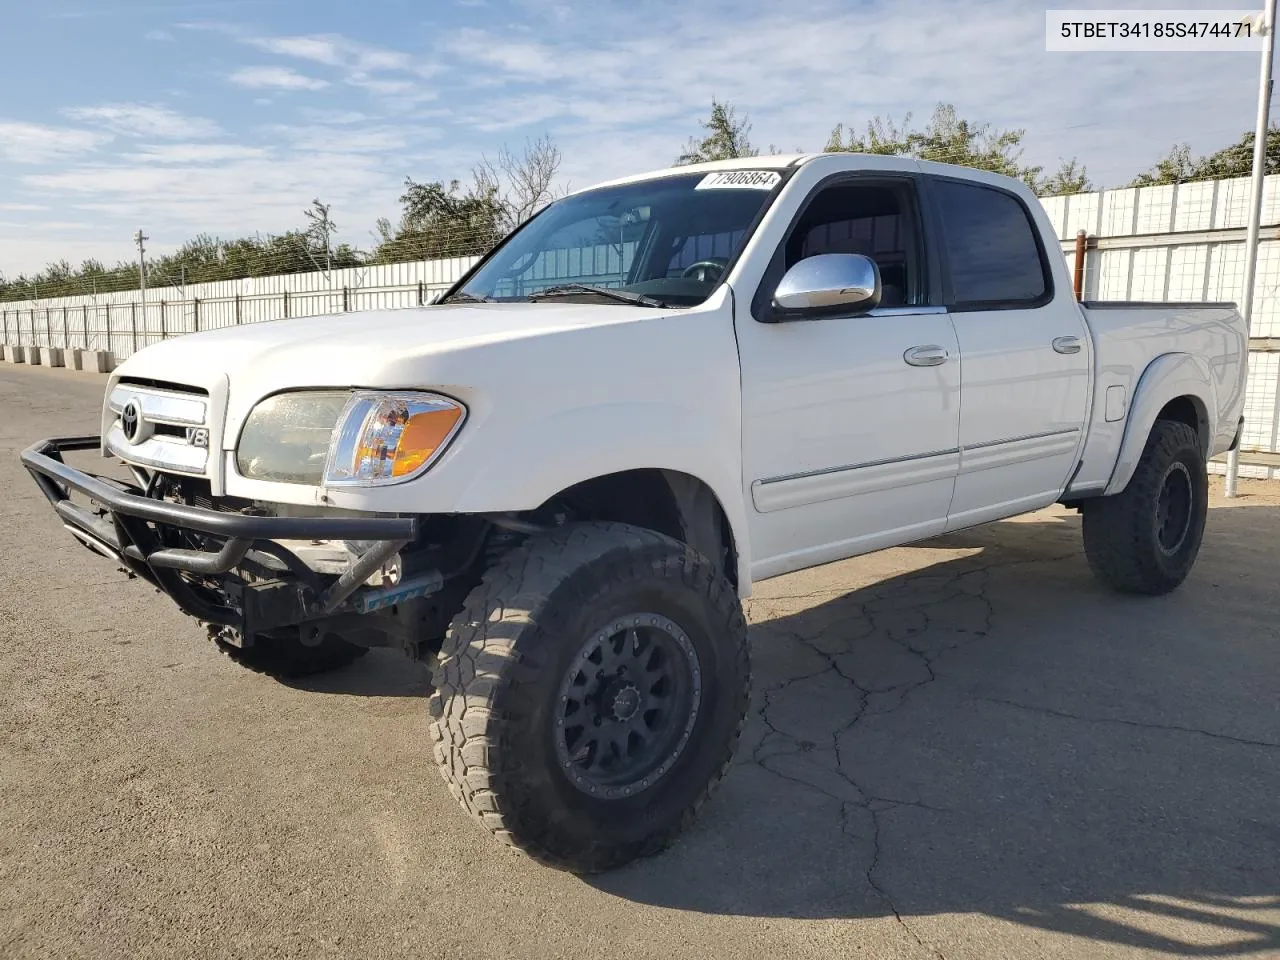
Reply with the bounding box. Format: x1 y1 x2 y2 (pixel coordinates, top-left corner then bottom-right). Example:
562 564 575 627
1156 461 1194 555
554 613 701 800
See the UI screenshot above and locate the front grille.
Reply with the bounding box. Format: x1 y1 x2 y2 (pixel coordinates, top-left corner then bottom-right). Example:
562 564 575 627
107 381 211 475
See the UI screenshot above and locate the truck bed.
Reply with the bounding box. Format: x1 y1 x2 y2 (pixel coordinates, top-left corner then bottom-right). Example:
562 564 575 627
1067 300 1247 496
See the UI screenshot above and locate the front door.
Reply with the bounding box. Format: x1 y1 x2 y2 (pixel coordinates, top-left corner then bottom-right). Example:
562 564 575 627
924 175 1091 530
736 176 961 581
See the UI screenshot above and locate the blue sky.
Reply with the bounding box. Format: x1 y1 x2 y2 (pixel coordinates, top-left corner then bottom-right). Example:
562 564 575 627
0 0 1273 277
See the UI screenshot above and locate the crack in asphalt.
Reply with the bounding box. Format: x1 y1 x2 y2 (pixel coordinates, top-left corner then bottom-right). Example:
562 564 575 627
976 696 1280 751
741 548 1087 957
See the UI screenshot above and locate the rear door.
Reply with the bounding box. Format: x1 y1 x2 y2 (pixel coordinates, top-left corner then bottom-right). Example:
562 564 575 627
925 175 1090 530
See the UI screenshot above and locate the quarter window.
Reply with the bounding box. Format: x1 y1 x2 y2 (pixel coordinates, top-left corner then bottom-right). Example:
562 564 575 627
932 179 1048 306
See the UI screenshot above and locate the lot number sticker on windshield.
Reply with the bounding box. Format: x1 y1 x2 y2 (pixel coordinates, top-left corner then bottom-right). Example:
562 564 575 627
695 170 781 190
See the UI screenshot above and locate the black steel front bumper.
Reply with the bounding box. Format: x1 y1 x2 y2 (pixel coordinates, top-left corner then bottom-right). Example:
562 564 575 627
21 436 420 632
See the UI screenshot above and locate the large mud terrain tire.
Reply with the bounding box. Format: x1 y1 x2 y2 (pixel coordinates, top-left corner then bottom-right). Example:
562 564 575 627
428 522 749 873
1082 419 1208 595
211 626 368 679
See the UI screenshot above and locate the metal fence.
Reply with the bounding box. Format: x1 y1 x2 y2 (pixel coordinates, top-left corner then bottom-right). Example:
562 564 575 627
2 280 460 356
0 255 480 358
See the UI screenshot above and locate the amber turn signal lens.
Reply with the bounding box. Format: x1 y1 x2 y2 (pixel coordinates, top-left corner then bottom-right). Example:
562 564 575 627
392 407 464 476
325 391 466 485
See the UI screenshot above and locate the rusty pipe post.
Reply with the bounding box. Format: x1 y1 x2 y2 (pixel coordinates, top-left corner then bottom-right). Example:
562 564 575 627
1072 230 1088 302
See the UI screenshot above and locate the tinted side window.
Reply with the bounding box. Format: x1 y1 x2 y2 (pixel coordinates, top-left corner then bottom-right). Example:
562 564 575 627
932 180 1047 306
784 183 920 306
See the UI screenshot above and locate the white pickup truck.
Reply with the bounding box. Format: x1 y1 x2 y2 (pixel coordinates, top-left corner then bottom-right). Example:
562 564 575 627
23 153 1246 872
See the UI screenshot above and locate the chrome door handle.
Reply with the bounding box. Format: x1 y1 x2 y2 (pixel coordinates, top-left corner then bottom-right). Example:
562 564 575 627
1052 336 1082 355
903 345 949 367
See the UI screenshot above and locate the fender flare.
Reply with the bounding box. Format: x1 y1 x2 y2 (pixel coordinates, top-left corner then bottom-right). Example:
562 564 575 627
1103 352 1216 497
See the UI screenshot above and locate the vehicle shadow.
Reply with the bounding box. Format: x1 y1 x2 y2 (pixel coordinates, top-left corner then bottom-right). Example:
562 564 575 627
285 648 435 697
586 503 1280 956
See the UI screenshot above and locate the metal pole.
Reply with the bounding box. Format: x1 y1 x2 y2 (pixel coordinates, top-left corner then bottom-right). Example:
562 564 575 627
1072 231 1088 301
1227 0 1277 497
134 229 148 344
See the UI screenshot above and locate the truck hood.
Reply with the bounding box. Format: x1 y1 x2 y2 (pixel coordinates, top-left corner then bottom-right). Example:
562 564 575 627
115 302 655 393
110 300 675 448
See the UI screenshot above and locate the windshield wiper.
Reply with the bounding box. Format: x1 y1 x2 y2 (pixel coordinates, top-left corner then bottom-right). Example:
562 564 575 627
527 283 668 308
438 290 495 304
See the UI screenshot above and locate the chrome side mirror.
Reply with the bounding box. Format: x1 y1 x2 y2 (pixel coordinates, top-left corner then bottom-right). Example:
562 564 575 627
772 253 882 316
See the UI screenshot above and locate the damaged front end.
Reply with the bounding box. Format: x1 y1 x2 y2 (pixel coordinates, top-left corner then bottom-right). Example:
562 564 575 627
21 436 489 659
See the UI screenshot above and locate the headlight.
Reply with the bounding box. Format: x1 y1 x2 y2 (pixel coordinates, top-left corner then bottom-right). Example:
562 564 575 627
235 389 466 486
236 390 351 484
324 391 466 485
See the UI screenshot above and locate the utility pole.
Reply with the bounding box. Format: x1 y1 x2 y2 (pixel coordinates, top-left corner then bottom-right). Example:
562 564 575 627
1226 0 1277 497
134 228 149 309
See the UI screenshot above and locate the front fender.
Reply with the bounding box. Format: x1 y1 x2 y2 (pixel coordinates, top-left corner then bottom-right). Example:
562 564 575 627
1103 353 1216 497
452 401 753 590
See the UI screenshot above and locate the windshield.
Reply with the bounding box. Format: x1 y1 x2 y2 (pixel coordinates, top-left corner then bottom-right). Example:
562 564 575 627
448 170 782 308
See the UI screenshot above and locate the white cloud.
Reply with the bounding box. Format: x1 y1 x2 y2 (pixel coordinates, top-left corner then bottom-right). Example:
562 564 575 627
63 103 221 139
243 31 417 74
0 121 109 163
344 74 436 99
438 0 1271 188
247 34 343 65
124 143 269 163
272 124 415 154
229 66 329 91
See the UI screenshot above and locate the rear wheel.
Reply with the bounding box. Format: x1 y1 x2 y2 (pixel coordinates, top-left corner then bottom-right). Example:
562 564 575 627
1082 419 1208 595
428 521 749 873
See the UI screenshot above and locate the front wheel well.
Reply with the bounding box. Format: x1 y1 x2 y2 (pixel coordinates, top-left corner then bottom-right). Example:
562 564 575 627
531 469 739 588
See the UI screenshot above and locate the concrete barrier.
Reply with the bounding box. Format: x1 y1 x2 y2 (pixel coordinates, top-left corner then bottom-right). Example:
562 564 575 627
40 347 65 368
4 345 25 363
81 349 114 374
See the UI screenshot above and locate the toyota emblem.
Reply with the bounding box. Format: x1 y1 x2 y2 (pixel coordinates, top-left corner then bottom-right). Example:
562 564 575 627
121 400 143 444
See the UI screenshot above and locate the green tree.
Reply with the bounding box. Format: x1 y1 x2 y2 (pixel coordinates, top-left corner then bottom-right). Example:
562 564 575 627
676 99 758 165
1128 128 1280 187
0 223 362 303
826 103 1043 188
1040 158 1094 196
369 177 506 264
1128 143 1195 187
1192 126 1280 180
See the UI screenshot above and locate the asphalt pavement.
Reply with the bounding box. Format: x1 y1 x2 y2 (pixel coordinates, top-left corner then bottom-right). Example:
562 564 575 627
1 362 1277 959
